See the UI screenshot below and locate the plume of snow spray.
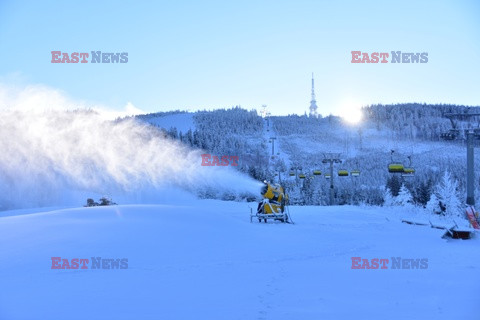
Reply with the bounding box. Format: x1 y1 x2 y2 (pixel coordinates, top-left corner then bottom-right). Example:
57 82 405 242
0 84 262 210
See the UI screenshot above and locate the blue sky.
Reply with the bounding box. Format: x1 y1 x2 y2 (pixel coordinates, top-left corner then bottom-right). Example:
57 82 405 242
0 0 479 116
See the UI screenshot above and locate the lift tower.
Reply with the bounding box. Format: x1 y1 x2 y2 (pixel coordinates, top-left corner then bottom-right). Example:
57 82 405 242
322 153 342 205
442 112 480 205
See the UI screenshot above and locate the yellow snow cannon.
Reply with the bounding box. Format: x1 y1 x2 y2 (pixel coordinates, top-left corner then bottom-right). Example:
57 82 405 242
251 182 292 223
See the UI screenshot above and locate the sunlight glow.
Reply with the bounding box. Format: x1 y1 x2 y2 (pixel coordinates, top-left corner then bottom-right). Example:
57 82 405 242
340 102 363 124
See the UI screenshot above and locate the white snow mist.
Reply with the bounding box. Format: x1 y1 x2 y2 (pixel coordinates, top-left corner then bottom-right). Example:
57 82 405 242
0 85 261 210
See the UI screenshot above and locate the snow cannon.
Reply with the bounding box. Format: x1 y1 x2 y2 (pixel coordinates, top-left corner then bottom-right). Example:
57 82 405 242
260 182 286 213
250 182 292 223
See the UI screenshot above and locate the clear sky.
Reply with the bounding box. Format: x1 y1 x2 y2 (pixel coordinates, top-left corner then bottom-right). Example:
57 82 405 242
0 0 479 116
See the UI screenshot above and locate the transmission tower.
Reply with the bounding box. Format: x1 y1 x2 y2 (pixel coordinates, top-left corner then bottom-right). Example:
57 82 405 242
309 73 318 117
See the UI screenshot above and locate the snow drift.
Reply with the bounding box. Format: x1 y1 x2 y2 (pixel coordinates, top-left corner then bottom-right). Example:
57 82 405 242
0 84 261 210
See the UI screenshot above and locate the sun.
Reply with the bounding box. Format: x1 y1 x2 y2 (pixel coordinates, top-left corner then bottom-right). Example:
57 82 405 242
342 108 363 124
340 102 363 124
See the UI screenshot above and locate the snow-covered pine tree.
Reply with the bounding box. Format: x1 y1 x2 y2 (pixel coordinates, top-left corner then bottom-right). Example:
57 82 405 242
425 192 443 215
382 188 394 206
394 184 414 207
412 179 432 207
386 175 401 196
300 177 314 205
434 171 463 217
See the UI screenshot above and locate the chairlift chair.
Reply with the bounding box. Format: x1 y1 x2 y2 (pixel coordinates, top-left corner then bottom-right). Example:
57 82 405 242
441 129 460 140
388 150 404 173
338 169 349 177
402 156 415 177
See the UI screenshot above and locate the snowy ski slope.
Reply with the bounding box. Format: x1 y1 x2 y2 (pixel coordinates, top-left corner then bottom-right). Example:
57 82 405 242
143 112 196 133
0 201 478 320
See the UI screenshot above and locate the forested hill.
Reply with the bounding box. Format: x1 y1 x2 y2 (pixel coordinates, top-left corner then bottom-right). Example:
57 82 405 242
364 103 480 140
135 103 480 213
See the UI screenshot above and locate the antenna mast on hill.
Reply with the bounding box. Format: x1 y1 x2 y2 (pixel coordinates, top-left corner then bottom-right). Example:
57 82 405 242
309 73 318 117
261 105 268 118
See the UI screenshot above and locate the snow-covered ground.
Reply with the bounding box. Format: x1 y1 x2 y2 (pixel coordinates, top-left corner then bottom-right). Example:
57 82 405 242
143 112 195 133
0 201 478 320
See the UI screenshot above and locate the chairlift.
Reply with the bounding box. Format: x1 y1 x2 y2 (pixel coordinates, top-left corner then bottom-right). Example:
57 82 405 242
289 171 295 177
441 129 460 141
402 156 415 177
402 168 415 177
388 150 404 173
325 173 331 179
351 170 360 177
338 169 349 177
313 170 322 176
388 164 404 173
299 174 306 179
